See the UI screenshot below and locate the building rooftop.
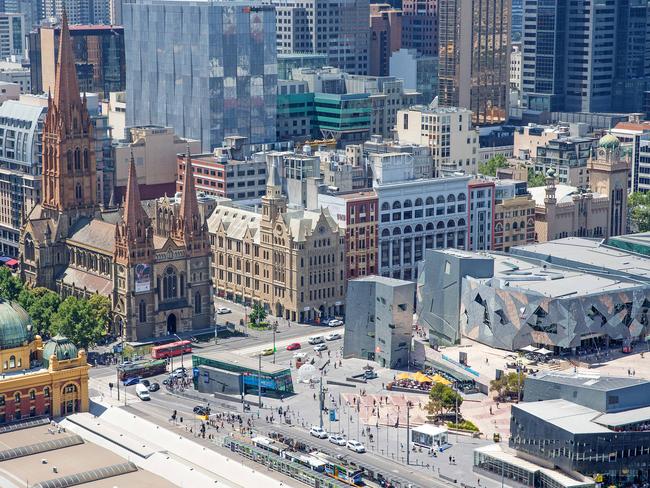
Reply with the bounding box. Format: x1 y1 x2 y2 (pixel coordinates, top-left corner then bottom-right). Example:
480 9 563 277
528 371 647 392
352 275 413 287
511 237 650 283
488 253 640 298
193 350 290 375
514 399 611 434
528 184 605 206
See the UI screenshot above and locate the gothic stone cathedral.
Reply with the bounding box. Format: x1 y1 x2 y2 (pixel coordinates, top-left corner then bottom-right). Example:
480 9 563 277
19 15 213 341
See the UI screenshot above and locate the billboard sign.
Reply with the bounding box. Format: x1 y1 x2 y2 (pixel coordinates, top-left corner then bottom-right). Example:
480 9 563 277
135 263 152 293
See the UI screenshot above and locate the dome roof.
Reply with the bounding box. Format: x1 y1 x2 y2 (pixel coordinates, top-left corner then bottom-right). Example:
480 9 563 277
43 334 78 367
599 134 620 150
0 300 33 350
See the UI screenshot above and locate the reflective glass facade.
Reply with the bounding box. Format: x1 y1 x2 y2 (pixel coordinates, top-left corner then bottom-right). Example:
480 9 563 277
438 0 510 126
124 0 277 151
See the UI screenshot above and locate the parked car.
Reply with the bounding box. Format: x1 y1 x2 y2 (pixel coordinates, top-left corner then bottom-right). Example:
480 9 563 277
308 336 324 345
328 434 346 446
123 377 139 386
141 379 150 387
346 440 366 453
314 343 328 352
261 348 274 356
325 332 341 341
135 384 150 401
286 342 301 351
148 382 160 392
310 426 328 439
363 370 378 380
328 319 344 327
216 306 232 314
293 351 308 360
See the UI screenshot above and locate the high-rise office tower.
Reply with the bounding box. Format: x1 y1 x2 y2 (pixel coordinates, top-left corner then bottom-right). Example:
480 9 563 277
369 4 402 76
438 0 511 125
523 0 650 114
41 0 112 24
0 13 24 58
273 0 369 75
1 1 38 30
125 0 277 151
401 0 437 57
511 0 522 40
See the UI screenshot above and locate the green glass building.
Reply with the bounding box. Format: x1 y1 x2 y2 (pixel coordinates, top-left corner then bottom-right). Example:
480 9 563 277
313 93 371 145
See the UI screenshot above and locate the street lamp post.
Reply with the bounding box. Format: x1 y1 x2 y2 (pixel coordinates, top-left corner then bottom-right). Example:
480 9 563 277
273 321 278 364
406 402 411 465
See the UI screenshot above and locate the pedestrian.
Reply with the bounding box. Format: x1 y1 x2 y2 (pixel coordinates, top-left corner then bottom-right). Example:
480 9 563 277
489 406 492 415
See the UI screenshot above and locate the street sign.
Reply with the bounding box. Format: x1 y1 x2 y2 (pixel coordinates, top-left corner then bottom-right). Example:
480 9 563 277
329 409 336 421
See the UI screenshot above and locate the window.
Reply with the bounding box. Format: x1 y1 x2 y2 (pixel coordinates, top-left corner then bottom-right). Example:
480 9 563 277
14 392 20 404
63 384 77 394
43 387 50 398
0 395 4 406
139 300 146 323
29 389 35 400
163 267 177 299
195 292 202 314
9 355 15 368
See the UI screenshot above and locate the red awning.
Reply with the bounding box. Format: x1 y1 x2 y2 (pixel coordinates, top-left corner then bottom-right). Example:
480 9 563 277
5 259 18 266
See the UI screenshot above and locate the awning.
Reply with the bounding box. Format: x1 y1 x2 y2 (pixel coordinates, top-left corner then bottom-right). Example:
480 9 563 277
520 345 538 352
4 259 18 266
430 374 452 386
536 347 554 355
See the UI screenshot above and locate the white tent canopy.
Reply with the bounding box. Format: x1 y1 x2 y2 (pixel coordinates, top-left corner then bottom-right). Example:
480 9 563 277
536 347 554 355
519 345 538 352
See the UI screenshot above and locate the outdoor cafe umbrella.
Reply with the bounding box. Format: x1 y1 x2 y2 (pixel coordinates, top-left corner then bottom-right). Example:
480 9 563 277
396 372 415 380
536 347 553 355
429 373 452 386
519 345 538 353
413 372 433 383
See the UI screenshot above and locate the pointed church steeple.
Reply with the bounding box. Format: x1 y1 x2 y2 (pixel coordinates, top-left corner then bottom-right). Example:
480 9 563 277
172 146 209 255
262 155 286 222
41 10 97 217
114 152 153 265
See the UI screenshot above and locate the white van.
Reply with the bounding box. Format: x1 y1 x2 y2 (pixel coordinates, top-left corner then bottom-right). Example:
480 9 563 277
308 336 324 345
135 383 150 401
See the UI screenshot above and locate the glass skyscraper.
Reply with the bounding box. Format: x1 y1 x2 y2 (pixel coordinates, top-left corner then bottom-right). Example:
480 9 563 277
124 0 277 151
438 0 511 126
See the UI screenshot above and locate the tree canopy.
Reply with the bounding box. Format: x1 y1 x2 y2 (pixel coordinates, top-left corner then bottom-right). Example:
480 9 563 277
478 154 508 176
0 268 110 349
490 371 526 401
527 168 546 187
426 382 463 419
629 192 650 233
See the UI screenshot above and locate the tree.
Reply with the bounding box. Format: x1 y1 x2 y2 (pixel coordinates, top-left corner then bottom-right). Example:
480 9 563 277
51 296 107 349
426 382 462 419
629 192 650 232
0 267 23 301
478 154 508 177
19 287 61 337
490 371 526 401
249 303 267 325
527 168 546 187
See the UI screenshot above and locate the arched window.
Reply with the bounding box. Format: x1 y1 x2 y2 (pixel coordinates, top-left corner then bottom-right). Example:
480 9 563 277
457 193 466 201
14 392 20 404
75 183 83 200
43 387 50 398
382 229 390 237
447 194 456 203
9 355 15 368
426 197 434 205
392 227 401 236
163 266 177 300
495 223 503 232
195 292 202 314
29 389 35 400
436 221 445 229
63 384 77 394
66 150 73 171
520 221 526 229
83 149 89 169
74 148 80 170
139 300 146 323
513 222 518 230
425 222 434 231
415 198 423 206
392 201 401 209
25 235 35 261
381 202 390 211
0 395 4 406
415 224 423 232
447 220 456 228
403 199 412 208
436 196 445 204
458 218 466 226
505 223 510 231
404 226 413 234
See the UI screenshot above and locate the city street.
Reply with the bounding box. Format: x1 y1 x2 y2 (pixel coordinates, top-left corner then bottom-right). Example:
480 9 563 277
88 305 500 488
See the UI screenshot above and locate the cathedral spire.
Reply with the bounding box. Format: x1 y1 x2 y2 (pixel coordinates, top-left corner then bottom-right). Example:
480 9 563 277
54 12 81 116
177 145 201 238
123 151 146 233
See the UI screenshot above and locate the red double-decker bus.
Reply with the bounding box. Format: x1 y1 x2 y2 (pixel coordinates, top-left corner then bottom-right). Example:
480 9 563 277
151 340 192 359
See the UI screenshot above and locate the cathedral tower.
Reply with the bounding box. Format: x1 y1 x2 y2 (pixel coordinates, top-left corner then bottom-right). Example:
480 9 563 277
41 13 97 218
